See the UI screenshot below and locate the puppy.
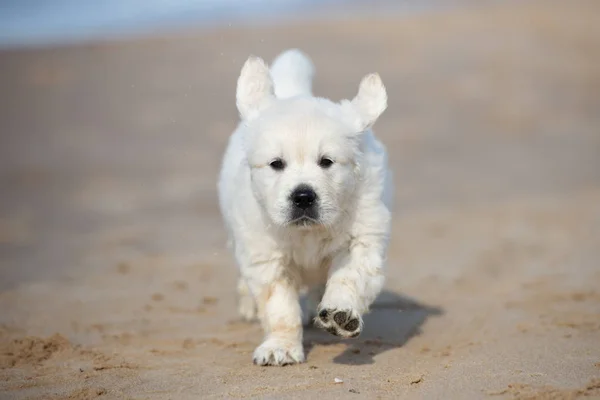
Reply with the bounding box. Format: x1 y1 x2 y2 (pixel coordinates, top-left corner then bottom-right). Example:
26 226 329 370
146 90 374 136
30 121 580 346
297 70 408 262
218 49 392 366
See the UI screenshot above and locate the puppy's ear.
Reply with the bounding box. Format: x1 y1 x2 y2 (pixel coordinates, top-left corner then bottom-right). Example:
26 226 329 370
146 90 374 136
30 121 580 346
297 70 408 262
236 56 275 120
351 73 387 131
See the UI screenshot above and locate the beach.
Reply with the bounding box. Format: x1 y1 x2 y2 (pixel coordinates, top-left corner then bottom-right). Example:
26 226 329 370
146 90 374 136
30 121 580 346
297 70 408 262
1 1 599 398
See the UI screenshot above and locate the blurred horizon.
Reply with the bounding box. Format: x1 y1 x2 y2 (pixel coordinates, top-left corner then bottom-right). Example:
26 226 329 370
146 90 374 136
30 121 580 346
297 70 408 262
0 0 477 49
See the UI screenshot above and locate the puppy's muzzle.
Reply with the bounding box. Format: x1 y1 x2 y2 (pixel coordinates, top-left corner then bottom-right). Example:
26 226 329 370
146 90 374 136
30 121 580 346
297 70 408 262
289 184 319 224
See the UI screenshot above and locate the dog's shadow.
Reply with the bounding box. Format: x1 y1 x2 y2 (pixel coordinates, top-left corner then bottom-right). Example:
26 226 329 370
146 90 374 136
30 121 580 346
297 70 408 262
303 290 443 365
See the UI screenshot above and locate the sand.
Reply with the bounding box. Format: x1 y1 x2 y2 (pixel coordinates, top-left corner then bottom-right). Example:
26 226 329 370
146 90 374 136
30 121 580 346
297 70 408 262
1 1 599 398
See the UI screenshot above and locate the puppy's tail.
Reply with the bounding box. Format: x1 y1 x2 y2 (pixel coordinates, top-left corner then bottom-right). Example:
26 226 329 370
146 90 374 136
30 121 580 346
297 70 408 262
270 49 314 99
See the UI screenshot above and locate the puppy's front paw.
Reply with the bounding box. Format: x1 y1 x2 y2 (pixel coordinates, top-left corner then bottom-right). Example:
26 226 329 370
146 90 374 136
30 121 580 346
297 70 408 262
315 307 362 338
252 337 305 366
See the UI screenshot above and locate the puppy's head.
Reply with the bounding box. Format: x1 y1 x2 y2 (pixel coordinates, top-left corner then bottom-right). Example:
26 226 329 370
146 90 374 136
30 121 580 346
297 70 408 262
236 56 387 229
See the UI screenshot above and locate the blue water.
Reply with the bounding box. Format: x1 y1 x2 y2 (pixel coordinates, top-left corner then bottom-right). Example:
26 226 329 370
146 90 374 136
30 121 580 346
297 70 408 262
0 0 346 49
0 0 450 49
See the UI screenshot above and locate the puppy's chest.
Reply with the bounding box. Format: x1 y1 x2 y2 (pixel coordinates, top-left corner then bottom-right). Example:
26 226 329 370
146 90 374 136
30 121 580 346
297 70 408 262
285 232 346 279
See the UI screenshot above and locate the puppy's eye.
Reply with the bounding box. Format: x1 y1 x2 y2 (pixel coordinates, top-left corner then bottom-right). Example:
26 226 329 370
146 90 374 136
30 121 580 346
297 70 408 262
269 158 285 171
318 157 334 169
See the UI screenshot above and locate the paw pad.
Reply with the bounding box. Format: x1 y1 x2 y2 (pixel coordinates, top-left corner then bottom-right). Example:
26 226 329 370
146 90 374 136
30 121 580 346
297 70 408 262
315 307 362 338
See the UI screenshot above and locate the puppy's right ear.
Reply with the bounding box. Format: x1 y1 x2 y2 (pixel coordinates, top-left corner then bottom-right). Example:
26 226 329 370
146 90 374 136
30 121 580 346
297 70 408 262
236 56 275 120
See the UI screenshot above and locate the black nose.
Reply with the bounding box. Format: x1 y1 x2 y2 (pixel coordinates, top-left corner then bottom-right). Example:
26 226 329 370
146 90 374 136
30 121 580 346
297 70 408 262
291 185 317 210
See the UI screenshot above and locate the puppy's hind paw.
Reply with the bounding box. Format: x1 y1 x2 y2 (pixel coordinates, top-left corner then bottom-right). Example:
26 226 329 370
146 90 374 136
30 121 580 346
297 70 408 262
315 307 362 338
237 279 258 321
238 295 257 322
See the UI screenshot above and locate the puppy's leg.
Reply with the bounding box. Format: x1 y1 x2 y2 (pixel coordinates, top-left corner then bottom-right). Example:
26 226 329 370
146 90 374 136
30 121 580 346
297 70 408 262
316 243 385 338
249 273 304 366
237 277 257 321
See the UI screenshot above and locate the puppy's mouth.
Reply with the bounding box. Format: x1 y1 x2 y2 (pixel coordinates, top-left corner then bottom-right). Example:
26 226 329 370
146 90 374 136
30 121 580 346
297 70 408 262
288 207 320 227
289 215 320 227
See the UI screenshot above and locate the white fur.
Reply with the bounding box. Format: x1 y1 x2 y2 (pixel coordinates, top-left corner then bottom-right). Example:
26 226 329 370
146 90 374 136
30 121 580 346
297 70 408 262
270 48 314 99
218 49 392 366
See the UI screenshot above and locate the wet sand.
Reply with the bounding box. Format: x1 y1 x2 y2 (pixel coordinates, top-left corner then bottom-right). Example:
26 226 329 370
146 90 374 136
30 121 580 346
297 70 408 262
1 1 599 398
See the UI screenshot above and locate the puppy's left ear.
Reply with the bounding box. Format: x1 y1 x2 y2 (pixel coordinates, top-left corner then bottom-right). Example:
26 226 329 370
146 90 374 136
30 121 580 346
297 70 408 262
236 56 275 120
351 73 387 131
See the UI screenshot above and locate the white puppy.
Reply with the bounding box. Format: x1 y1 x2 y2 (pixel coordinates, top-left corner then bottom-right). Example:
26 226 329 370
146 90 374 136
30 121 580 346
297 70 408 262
218 49 392 366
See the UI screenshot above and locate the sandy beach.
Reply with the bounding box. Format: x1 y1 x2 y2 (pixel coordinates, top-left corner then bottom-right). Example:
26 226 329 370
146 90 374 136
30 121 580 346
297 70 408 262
1 1 599 398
